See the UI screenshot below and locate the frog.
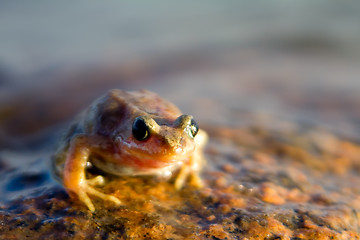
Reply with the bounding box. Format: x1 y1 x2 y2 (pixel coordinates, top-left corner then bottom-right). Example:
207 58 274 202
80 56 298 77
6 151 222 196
52 89 208 211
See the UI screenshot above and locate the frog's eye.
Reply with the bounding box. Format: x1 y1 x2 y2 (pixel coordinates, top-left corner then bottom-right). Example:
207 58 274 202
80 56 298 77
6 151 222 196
132 117 150 141
187 118 199 138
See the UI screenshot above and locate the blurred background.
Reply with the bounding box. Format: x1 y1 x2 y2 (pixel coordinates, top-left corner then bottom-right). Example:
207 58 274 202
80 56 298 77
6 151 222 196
1 0 360 146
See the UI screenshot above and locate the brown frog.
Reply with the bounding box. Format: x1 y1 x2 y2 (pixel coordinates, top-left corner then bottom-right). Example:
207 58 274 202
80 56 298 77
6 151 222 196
52 89 207 211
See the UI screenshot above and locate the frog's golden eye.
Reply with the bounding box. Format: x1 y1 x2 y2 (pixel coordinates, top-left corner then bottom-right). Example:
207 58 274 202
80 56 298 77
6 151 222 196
132 117 150 141
187 118 199 138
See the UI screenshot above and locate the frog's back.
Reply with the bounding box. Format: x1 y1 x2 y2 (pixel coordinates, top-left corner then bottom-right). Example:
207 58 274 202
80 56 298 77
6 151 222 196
81 89 182 137
105 89 182 122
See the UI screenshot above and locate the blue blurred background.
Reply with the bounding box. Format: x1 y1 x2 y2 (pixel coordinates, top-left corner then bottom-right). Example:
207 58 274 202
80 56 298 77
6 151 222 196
1 1 360 74
1 1 360 141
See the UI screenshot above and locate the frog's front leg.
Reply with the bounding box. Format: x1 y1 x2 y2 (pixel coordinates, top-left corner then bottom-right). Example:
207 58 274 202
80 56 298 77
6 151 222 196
175 129 208 189
64 134 121 211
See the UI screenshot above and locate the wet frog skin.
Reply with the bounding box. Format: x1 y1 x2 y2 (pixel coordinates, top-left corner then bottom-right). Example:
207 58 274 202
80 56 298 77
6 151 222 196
52 89 207 211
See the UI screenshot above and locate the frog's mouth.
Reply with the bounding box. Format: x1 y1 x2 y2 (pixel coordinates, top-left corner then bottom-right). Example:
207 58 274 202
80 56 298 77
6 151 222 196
91 154 185 177
116 133 195 160
108 129 196 175
120 146 190 168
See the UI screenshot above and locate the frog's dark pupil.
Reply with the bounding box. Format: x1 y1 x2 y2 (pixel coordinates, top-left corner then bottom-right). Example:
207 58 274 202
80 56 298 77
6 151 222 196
189 118 199 138
132 117 150 141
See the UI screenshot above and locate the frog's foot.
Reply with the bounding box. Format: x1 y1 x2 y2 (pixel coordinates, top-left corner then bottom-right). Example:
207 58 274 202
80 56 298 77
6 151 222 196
174 166 204 190
189 173 204 189
73 179 121 212
174 166 189 190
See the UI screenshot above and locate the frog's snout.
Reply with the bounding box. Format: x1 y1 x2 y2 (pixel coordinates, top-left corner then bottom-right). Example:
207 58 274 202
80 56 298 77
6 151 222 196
159 115 199 152
174 115 199 139
163 133 182 149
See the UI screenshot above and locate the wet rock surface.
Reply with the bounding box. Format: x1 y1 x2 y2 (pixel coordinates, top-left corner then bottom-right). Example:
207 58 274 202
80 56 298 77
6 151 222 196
1 122 359 239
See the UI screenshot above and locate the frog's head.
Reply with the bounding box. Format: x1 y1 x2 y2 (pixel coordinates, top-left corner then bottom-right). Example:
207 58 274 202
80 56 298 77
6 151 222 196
116 114 199 171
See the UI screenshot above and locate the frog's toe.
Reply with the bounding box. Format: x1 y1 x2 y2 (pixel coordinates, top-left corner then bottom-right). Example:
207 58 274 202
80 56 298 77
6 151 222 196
174 177 184 190
77 189 96 212
174 169 189 190
84 184 122 206
190 174 204 189
87 175 105 186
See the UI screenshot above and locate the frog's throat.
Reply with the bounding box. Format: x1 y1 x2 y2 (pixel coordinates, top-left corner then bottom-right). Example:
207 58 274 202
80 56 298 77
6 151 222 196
91 157 183 177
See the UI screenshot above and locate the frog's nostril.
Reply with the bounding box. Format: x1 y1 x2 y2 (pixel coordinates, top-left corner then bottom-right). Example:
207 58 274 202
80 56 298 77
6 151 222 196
164 135 178 148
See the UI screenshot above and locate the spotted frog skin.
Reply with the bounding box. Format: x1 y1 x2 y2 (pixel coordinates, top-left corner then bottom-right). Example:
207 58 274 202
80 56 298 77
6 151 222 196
53 89 207 211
